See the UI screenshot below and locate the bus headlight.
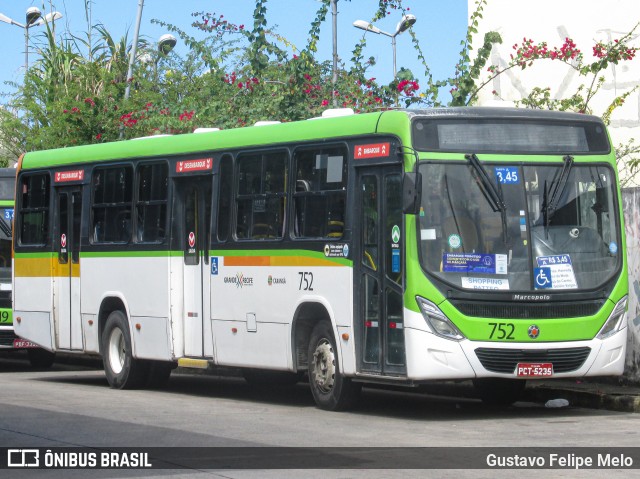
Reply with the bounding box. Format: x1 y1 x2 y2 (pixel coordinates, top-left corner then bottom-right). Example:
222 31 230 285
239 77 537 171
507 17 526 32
416 296 465 341
597 295 628 340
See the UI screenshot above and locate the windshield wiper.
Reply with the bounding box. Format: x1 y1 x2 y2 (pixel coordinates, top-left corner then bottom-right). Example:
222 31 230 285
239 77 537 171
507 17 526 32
465 153 508 243
542 155 574 236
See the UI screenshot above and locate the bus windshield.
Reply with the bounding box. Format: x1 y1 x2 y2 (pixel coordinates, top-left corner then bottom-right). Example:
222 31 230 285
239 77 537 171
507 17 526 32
417 161 619 292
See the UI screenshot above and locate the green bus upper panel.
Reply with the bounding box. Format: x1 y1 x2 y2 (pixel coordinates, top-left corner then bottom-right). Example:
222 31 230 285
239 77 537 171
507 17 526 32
20 107 613 170
20 111 409 170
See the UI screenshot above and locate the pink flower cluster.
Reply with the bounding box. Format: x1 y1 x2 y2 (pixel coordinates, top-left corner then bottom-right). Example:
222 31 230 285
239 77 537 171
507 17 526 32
397 79 420 96
179 110 194 122
511 37 581 67
593 40 636 61
198 13 244 37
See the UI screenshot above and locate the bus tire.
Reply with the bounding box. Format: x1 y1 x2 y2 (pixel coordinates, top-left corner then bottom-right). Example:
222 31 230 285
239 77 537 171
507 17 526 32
102 310 148 389
308 321 361 411
473 378 526 406
27 348 55 369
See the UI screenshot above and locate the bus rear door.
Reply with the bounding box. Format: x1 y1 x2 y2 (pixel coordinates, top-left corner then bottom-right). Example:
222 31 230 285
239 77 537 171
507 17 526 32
53 186 83 350
172 159 213 358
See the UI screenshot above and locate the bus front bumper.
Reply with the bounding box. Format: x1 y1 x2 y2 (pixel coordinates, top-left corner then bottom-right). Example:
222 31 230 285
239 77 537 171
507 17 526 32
404 312 627 381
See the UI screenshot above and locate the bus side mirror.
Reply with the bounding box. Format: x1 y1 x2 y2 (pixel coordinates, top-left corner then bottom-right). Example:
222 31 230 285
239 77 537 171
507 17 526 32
402 172 422 214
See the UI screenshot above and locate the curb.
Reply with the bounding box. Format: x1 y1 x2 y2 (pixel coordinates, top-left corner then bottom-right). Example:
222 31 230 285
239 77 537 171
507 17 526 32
524 384 640 413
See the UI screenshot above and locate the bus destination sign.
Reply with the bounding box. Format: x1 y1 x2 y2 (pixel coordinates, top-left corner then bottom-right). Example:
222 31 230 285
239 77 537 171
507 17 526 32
54 169 85 183
176 158 213 173
354 142 391 159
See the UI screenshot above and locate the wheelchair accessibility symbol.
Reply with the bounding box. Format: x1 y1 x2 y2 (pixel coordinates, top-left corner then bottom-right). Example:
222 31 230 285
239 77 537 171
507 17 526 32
534 267 553 289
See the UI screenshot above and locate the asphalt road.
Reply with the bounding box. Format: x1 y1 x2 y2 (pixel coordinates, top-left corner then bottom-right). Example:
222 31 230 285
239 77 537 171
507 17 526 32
1 353 640 478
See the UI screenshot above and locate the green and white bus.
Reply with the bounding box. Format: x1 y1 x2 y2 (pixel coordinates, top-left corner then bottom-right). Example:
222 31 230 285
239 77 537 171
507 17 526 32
13 108 628 409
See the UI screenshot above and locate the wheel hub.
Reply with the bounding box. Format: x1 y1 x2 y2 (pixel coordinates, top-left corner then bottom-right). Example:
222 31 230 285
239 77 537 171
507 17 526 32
312 339 335 393
108 328 125 375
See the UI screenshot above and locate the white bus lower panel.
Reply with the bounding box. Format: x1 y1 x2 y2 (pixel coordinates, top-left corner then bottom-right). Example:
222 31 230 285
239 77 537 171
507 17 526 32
211 319 291 370
404 327 476 380
130 316 173 361
13 311 54 351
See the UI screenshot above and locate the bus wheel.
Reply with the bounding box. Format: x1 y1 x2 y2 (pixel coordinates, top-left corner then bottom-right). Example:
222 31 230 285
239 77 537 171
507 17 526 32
27 349 55 369
473 378 526 406
307 321 361 411
102 310 148 389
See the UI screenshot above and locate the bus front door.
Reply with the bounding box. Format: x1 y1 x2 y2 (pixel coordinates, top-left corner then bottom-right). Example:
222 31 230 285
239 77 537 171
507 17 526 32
54 187 83 350
174 177 212 358
355 166 406 376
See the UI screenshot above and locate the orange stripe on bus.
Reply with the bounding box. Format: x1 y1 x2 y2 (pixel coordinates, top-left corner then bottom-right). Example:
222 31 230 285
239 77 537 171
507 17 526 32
222 255 340 267
223 256 271 266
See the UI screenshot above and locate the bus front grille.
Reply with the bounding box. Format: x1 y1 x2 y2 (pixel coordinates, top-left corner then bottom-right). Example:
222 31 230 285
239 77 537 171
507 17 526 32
450 300 605 319
475 347 592 374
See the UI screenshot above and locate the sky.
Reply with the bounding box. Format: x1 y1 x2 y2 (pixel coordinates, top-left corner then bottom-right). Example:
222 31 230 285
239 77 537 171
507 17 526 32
0 1 468 101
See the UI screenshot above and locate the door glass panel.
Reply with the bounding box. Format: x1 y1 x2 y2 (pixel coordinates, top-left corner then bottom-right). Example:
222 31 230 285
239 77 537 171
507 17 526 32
385 174 402 285
58 193 68 264
385 288 405 366
72 192 81 263
362 175 378 271
184 187 198 265
362 274 380 364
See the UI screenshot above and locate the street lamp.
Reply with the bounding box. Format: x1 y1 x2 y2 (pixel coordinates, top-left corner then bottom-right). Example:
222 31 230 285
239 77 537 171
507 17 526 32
139 34 177 66
353 14 416 79
0 7 63 72
152 34 176 81
158 34 177 55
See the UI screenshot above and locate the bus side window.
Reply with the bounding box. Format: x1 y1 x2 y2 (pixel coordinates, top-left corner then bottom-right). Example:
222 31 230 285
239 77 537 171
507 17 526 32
293 145 347 239
135 162 168 243
91 166 133 244
18 174 50 246
235 151 287 240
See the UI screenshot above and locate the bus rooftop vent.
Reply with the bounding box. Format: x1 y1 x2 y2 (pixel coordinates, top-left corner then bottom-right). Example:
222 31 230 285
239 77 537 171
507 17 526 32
254 121 281 126
322 108 355 118
194 128 221 133
132 134 173 140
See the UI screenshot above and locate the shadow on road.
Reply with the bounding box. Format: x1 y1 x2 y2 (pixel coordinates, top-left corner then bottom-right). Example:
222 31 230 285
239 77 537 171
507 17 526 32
15 361 615 422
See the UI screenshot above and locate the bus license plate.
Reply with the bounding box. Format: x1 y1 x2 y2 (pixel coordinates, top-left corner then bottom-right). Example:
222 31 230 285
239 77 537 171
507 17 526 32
516 362 553 377
13 339 39 349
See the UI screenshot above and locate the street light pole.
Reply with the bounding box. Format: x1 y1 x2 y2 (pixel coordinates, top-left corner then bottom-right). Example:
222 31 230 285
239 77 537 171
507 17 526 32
352 14 416 80
331 0 338 106
0 7 63 73
120 0 145 140
124 0 145 103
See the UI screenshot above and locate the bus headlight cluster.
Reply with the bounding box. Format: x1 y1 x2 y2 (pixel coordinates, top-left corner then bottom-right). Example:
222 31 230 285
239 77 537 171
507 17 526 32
597 295 628 340
416 296 465 341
